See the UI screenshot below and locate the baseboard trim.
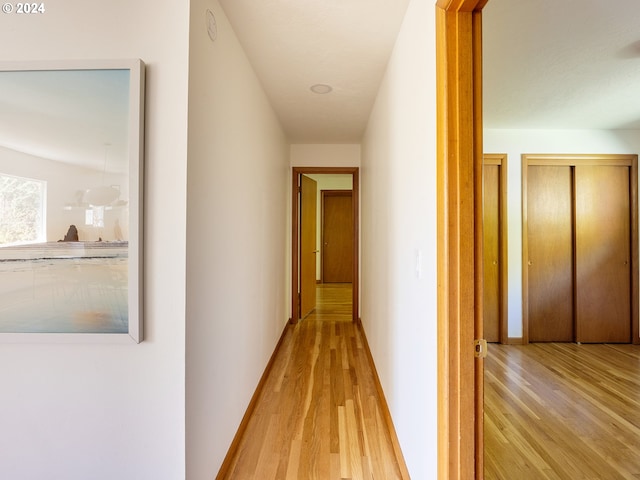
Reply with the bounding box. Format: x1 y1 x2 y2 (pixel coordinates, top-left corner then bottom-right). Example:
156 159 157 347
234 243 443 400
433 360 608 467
358 320 411 479
507 337 524 345
215 322 291 479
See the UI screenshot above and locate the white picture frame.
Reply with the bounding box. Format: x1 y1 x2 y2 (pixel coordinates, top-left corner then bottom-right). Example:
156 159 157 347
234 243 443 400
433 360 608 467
0 59 145 343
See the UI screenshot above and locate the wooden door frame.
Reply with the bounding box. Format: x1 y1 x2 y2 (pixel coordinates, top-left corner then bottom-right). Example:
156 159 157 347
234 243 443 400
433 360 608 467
436 0 487 479
521 154 640 345
321 190 353 284
483 154 508 344
291 167 359 323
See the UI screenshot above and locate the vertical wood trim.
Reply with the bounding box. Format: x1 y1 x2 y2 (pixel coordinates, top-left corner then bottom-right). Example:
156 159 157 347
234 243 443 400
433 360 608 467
456 9 477 472
499 157 508 345
472 10 484 478
435 9 450 478
572 166 578 342
569 165 582 341
321 190 326 285
632 158 639 344
436 1 486 479
353 169 360 323
521 156 530 344
291 170 300 323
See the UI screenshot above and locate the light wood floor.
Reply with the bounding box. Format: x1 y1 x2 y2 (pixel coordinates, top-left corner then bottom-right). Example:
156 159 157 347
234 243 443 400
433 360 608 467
219 283 404 479
485 342 640 479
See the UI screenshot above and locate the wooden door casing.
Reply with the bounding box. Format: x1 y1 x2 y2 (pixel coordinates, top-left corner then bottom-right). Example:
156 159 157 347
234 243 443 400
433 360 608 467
575 165 631 343
322 191 353 283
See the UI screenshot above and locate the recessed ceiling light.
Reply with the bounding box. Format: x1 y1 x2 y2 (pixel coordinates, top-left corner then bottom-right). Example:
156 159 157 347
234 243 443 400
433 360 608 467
310 84 333 94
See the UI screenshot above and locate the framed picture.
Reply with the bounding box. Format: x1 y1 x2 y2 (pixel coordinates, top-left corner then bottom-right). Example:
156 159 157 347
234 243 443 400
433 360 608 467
0 59 145 343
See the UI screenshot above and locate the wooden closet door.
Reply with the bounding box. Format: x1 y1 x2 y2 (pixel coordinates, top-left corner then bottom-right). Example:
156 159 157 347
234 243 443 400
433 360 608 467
322 192 353 283
483 164 500 342
575 165 631 343
527 166 574 342
300 175 317 319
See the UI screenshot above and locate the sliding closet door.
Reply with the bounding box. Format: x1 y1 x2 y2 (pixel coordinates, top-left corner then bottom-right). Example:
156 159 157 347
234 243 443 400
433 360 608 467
527 166 574 342
575 166 631 343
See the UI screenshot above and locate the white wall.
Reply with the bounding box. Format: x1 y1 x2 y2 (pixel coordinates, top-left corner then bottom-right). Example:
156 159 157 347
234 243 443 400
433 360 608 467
0 1 189 479
360 0 437 478
291 143 361 167
185 1 290 477
0 147 128 242
485 128 640 339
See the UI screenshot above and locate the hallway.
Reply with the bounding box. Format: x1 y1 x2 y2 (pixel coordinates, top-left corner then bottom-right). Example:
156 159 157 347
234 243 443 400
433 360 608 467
219 284 405 479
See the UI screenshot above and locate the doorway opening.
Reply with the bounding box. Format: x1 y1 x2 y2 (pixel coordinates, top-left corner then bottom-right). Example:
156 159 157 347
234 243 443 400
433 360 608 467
290 167 359 324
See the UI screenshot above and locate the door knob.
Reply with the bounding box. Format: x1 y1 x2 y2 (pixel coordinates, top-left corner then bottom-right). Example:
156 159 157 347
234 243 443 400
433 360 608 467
528 261 533 266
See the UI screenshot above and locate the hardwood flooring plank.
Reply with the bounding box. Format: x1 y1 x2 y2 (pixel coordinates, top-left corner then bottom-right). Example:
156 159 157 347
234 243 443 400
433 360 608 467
285 438 301 480
338 405 351 478
253 414 282 480
330 348 342 454
346 398 364 479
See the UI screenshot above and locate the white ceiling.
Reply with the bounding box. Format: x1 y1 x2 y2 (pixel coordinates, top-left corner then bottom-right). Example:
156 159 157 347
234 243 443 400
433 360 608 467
483 0 640 130
218 0 411 143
